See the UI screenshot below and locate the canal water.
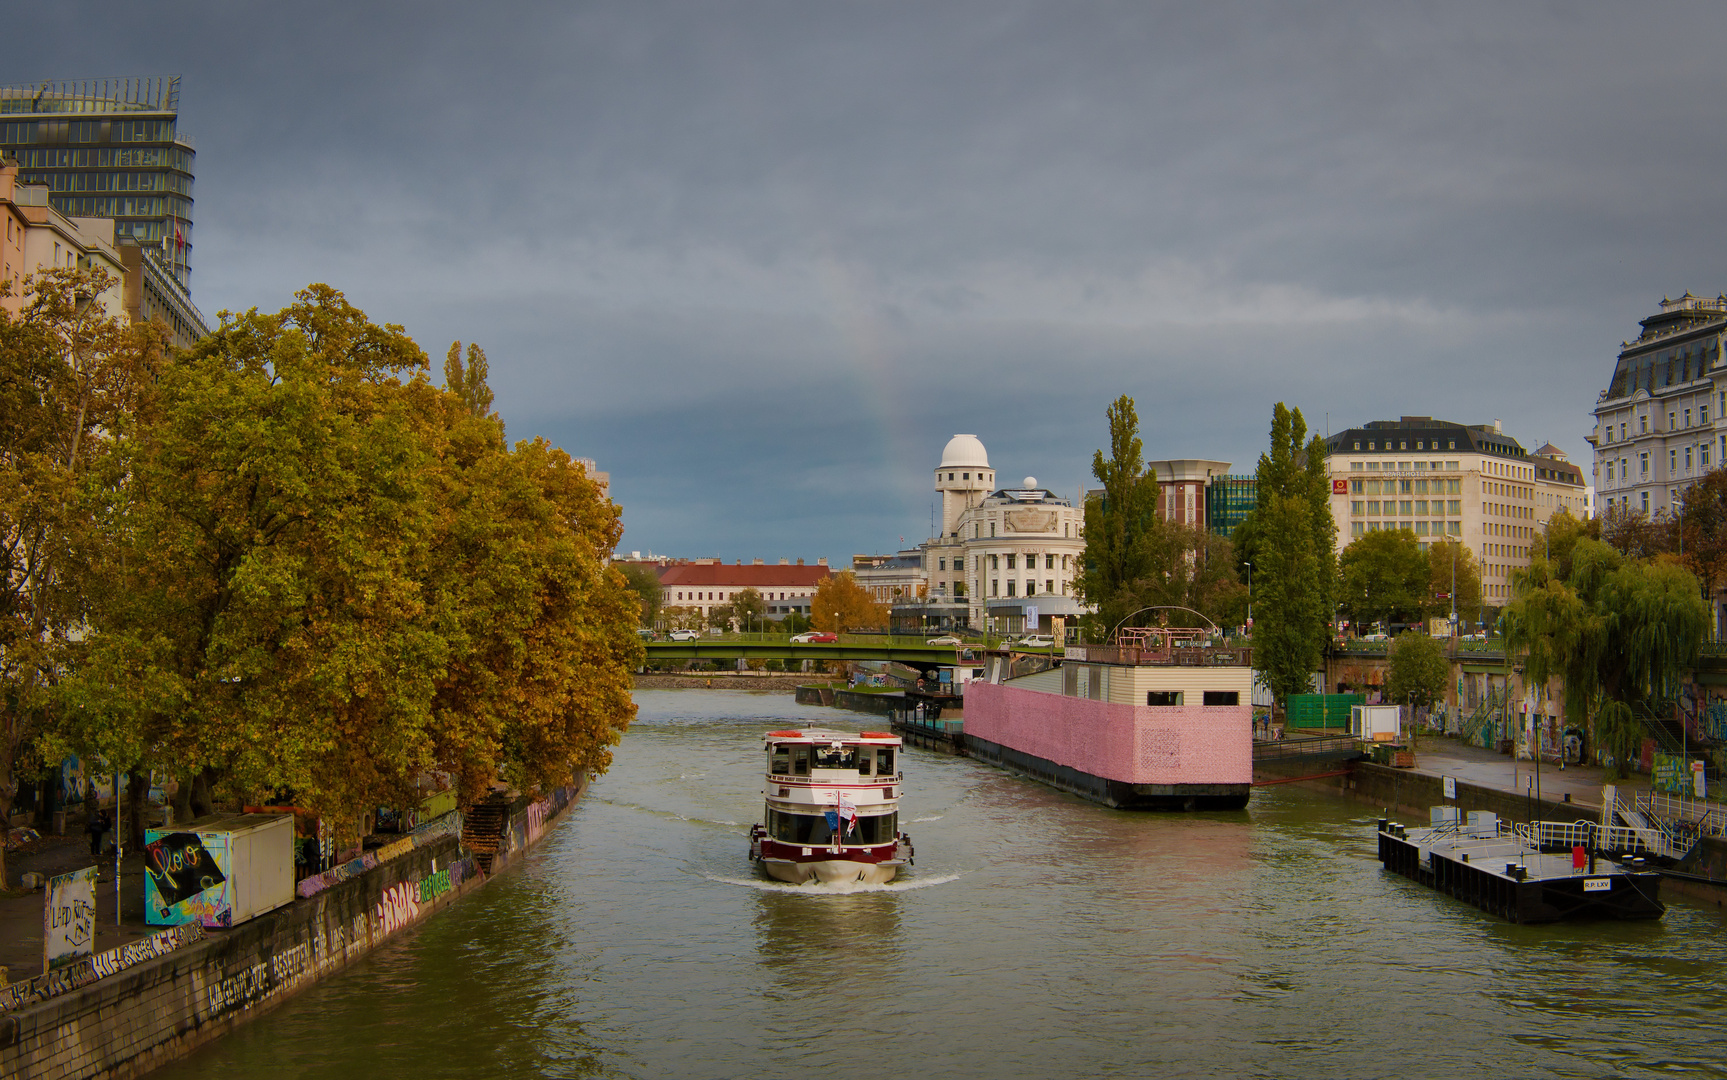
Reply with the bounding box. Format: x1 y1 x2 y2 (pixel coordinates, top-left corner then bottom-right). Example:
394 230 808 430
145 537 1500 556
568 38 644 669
160 690 1727 1079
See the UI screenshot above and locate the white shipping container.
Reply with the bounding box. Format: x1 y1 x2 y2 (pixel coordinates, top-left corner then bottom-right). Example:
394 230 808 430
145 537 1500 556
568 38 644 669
1351 704 1402 741
144 812 294 928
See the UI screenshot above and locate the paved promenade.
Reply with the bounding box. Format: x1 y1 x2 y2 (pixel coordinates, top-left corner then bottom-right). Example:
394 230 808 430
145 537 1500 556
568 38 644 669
0 819 154 985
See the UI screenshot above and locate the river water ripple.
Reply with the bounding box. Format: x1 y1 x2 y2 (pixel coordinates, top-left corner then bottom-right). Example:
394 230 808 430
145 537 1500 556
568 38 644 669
157 689 1727 1079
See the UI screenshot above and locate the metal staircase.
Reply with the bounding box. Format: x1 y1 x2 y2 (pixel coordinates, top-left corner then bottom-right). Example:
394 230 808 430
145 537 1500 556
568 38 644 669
460 796 512 873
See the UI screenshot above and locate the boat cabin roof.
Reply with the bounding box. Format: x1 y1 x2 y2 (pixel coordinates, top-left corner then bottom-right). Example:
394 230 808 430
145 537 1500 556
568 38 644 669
762 729 900 746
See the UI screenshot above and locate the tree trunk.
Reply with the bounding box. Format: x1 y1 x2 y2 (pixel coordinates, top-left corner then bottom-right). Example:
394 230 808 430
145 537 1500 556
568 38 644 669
171 774 193 824
190 769 216 818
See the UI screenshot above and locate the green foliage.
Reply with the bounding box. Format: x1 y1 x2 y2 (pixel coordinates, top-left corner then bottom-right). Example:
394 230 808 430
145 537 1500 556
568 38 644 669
1385 631 1448 710
1250 404 1336 707
729 587 767 630
1338 529 1429 633
617 563 664 625
1426 540 1482 632
1076 395 1165 636
443 341 497 421
1075 396 1243 636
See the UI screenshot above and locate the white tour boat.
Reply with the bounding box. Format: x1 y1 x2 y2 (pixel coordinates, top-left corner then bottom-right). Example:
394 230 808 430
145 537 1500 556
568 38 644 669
749 729 914 884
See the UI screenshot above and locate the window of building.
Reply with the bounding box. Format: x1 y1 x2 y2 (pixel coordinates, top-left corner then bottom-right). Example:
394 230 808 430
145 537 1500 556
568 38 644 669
1024 580 1033 595
1202 691 1239 706
1670 412 1678 431
990 522 996 537
1351 522 1364 537
1447 522 1461 536
1415 522 1429 535
1671 449 1678 473
1006 580 1016 597
1642 492 1650 512
1006 554 1016 570
1367 441 1376 450
1353 442 1361 450
1351 501 1364 516
1366 500 1380 515
1687 409 1694 428
1448 500 1461 515
991 579 998 596
1400 480 1412 494
938 558 946 571
1704 444 1712 468
1399 500 1413 515
1641 415 1648 434
990 554 998 570
1687 447 1694 470
1062 555 1070 569
1620 422 1627 440
1046 579 1055 594
1351 461 1363 470
1399 441 1407 450
1147 691 1181 706
1641 453 1649 477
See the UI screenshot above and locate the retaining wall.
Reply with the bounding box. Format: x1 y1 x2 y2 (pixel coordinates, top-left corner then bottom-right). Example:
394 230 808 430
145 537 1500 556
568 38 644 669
0 782 583 1080
1255 755 1589 825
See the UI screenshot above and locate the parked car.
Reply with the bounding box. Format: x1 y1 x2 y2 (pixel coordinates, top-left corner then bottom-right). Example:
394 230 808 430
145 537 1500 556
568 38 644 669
1360 632 1390 642
790 631 838 643
636 628 658 640
1015 635 1056 648
926 635 963 646
668 629 699 641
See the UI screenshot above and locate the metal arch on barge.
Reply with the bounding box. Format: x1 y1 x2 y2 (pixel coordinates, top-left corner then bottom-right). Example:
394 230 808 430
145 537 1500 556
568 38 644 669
749 729 914 884
963 628 1253 811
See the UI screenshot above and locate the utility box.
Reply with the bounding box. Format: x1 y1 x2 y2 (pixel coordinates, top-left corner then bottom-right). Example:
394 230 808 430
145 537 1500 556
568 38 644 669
1352 704 1402 741
144 812 294 928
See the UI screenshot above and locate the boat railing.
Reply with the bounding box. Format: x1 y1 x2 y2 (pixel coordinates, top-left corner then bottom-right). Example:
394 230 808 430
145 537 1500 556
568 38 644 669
1500 818 1660 856
1251 734 1361 762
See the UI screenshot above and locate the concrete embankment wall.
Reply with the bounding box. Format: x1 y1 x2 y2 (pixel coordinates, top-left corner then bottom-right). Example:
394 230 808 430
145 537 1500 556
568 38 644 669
1255 756 1589 825
0 783 583 1080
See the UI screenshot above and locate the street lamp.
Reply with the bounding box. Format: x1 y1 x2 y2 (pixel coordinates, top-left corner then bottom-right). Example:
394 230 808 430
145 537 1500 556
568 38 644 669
1244 561 1253 633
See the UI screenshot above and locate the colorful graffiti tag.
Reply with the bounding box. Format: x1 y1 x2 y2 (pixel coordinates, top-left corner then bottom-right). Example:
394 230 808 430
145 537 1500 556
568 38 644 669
144 831 229 926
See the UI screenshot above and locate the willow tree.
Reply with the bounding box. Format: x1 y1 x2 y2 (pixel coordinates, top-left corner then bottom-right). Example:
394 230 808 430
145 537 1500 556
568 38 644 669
1252 404 1336 707
1508 536 1709 776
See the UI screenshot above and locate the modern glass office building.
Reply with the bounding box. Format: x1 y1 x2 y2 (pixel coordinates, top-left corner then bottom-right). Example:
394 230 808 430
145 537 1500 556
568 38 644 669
0 76 194 287
1204 475 1258 538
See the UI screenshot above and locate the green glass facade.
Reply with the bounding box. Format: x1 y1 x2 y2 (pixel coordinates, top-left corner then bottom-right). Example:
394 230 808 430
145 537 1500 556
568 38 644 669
1205 475 1257 537
0 77 194 287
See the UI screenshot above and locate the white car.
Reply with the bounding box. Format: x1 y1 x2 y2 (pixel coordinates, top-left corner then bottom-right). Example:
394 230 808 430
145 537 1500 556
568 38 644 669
668 629 699 641
926 635 962 646
1015 635 1056 648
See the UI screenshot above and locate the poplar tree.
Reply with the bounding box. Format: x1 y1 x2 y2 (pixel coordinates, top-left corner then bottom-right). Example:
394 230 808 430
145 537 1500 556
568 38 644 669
1252 403 1336 708
1075 395 1165 636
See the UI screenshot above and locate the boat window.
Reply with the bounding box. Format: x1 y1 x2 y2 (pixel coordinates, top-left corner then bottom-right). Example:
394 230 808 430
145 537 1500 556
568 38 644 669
857 753 873 776
1202 691 1240 706
876 748 895 775
770 744 791 775
813 745 858 770
791 747 810 776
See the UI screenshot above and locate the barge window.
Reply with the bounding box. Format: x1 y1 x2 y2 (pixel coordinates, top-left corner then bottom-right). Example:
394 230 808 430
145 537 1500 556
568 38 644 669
770 810 898 845
813 745 859 770
791 746 810 775
876 747 895 774
770 744 791 775
1147 691 1181 706
858 753 873 776
1202 691 1240 706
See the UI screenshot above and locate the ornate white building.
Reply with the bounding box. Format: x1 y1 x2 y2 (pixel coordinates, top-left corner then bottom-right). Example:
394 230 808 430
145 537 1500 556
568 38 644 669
905 434 1089 635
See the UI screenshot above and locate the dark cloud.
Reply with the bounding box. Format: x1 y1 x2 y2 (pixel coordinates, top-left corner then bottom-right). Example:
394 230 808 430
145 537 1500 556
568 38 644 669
13 2 1727 558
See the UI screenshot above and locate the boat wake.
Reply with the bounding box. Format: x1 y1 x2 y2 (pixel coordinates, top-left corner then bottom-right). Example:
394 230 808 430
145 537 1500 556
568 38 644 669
589 796 740 829
702 871 965 895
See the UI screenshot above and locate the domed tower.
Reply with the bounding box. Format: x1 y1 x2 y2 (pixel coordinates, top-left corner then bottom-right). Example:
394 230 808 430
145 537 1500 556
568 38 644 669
935 434 993 537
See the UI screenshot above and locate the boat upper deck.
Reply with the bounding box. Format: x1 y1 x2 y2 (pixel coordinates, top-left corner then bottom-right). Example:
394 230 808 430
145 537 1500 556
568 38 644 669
1064 628 1250 669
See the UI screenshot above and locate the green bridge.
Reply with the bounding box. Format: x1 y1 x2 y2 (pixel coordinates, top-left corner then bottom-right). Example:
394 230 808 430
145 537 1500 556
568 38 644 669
642 635 1031 671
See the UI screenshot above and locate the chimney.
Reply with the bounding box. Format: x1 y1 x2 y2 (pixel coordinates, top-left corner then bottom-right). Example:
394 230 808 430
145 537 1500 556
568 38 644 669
817 557 828 567
752 558 764 565
797 558 804 565
779 558 789 565
1493 419 1503 433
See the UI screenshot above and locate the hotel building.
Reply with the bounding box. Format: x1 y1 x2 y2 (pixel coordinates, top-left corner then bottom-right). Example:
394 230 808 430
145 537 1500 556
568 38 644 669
1324 418 1587 607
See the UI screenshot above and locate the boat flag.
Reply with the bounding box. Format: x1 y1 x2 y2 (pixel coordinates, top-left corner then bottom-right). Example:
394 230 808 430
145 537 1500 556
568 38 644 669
837 793 858 836
824 808 839 837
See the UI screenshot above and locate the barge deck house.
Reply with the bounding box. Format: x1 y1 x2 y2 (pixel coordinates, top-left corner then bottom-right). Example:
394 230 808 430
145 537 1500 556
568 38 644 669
964 628 1253 810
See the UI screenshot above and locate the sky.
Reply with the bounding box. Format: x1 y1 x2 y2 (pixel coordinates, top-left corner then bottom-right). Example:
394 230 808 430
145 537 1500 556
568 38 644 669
13 2 1727 563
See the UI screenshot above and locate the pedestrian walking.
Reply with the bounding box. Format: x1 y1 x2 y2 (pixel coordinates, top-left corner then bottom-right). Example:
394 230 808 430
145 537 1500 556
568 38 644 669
86 804 109 858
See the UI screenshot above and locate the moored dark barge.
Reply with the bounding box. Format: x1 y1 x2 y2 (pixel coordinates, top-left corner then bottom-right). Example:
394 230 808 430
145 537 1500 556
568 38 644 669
1377 811 1665 924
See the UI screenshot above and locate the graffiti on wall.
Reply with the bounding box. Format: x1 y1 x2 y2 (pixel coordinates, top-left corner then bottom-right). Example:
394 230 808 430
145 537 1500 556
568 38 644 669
145 831 229 925
1 922 204 1014
44 865 98 971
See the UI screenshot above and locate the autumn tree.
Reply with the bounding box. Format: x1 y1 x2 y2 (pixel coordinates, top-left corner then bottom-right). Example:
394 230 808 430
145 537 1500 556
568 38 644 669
812 572 886 633
0 267 163 884
1337 529 1429 634
1601 504 1671 559
729 587 767 631
1677 471 1727 614
1252 404 1336 708
444 340 496 420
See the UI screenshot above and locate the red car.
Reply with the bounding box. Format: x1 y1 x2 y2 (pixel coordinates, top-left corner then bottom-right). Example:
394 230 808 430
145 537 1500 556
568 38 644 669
790 631 838 643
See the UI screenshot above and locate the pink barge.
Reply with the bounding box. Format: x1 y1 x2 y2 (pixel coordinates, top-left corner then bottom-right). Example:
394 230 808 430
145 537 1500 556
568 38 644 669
965 629 1253 810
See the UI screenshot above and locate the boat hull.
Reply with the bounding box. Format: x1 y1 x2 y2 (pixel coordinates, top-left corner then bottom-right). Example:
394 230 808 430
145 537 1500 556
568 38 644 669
760 857 904 885
967 733 1251 810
